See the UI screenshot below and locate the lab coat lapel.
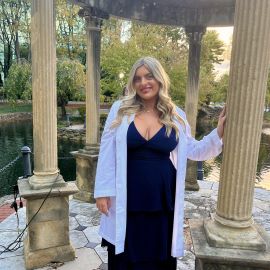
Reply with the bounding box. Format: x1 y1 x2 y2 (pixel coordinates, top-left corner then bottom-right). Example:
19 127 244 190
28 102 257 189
171 117 188 256
114 113 135 253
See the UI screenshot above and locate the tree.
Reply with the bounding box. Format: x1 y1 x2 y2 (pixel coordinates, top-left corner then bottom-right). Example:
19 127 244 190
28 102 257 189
211 70 270 107
100 19 226 107
56 0 86 62
57 58 86 118
0 0 31 77
200 30 225 73
100 19 188 104
211 73 229 104
3 60 31 101
198 31 225 105
19 0 31 61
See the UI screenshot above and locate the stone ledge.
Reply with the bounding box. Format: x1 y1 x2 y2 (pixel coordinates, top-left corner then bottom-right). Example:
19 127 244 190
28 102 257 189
18 180 78 199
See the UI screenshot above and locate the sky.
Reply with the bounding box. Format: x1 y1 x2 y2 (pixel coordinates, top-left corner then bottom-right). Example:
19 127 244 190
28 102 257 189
208 27 234 76
208 26 233 45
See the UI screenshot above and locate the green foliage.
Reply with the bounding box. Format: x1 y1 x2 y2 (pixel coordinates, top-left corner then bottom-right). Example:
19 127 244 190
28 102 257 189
78 106 86 120
257 134 270 174
211 73 229 104
56 0 86 62
100 19 226 106
212 71 270 107
0 0 31 75
57 58 86 117
100 113 108 131
3 61 31 101
266 70 270 109
198 31 225 105
101 19 188 103
264 112 270 122
169 63 187 107
201 31 225 73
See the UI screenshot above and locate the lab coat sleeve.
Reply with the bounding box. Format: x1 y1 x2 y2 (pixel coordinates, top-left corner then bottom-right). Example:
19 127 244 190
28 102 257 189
176 106 223 161
186 117 223 161
94 101 120 198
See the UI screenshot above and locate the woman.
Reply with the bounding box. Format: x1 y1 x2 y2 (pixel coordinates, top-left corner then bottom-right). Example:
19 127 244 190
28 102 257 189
95 57 226 270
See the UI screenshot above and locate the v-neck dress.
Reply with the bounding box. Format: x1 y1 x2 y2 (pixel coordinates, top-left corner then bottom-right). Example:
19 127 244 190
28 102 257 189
102 120 179 270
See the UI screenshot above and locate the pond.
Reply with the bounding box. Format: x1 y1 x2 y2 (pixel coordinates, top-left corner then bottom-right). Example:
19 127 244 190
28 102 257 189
0 120 269 197
204 131 270 190
0 120 84 197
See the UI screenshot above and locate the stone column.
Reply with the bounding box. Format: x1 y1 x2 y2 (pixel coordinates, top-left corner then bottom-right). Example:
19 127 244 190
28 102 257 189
84 15 102 150
29 0 64 189
18 1 78 269
204 0 270 251
72 8 108 202
184 26 206 191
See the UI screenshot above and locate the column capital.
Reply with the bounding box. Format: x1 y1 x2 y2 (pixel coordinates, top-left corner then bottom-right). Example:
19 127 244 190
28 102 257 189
185 25 206 44
78 7 108 30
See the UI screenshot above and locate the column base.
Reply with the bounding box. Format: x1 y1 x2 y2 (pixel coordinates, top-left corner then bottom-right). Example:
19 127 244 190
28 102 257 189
71 148 99 203
18 179 78 270
204 216 266 251
190 219 270 270
185 160 200 191
81 143 100 155
29 172 66 190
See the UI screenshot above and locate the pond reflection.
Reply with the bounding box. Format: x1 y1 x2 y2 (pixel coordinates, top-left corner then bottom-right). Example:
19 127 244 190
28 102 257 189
204 132 270 190
0 120 83 197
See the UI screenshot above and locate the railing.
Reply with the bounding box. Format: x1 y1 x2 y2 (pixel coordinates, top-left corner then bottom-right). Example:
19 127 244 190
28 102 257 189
0 147 75 196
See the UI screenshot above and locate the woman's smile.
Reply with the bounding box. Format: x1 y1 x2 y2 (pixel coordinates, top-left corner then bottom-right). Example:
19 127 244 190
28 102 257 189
140 86 152 93
133 65 160 101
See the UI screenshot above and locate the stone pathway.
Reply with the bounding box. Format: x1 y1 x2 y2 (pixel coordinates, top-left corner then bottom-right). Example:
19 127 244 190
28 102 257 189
0 180 269 270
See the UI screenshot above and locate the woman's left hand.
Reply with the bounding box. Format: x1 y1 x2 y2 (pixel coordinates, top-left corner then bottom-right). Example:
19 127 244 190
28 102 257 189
217 106 226 139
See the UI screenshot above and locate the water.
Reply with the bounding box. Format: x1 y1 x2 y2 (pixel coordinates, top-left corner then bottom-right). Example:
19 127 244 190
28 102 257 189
0 120 83 197
203 131 270 190
0 120 269 197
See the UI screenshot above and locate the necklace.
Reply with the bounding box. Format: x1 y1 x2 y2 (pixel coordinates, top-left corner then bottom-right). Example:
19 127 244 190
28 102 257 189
143 108 155 113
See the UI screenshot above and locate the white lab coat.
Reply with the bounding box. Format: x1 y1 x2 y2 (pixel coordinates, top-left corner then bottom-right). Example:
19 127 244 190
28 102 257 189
94 100 223 257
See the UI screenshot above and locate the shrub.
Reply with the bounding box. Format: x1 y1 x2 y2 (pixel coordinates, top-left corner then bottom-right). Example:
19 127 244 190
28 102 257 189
3 61 32 101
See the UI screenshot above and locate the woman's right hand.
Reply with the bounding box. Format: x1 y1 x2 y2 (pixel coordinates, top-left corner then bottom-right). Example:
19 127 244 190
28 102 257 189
96 197 111 216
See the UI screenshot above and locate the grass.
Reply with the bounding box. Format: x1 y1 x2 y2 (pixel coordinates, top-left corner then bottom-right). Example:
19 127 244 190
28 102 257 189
0 103 32 114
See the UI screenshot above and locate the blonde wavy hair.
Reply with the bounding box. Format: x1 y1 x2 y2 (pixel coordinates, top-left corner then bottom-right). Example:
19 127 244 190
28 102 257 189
111 56 185 138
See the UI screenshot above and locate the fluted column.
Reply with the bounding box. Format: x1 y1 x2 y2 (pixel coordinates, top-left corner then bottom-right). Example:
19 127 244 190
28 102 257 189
185 26 206 191
84 14 102 151
205 0 270 251
72 8 108 202
18 1 78 268
185 26 205 136
29 0 64 189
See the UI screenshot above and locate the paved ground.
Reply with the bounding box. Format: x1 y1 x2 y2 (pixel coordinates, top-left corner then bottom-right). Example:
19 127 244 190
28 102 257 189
0 180 269 270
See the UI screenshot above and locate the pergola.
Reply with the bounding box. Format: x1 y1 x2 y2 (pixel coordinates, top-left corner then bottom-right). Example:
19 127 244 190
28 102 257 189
18 0 270 269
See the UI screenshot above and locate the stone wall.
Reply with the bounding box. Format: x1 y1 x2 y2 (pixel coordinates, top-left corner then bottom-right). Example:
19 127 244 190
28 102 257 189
0 112 32 122
57 128 86 142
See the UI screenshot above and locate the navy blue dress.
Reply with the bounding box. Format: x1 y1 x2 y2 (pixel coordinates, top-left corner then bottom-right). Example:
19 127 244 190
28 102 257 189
102 121 178 270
